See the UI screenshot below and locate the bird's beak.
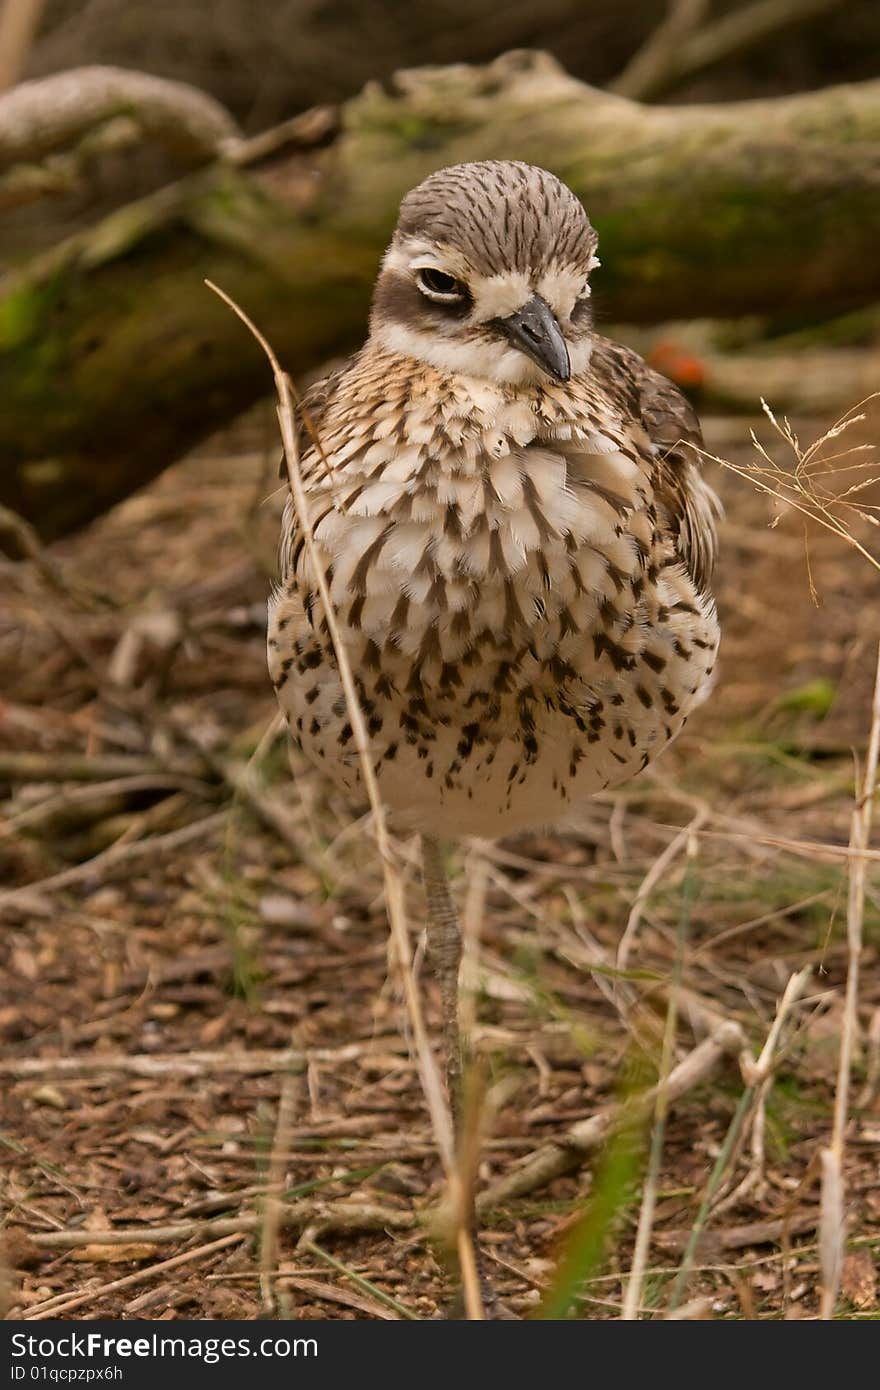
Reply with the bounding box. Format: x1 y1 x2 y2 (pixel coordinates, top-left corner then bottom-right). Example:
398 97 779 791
498 294 571 382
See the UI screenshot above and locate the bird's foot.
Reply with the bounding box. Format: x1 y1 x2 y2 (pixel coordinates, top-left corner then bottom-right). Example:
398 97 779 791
440 1252 519 1320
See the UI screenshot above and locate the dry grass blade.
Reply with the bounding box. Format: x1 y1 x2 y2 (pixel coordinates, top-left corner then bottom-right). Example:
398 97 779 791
204 280 490 1316
205 280 453 1167
819 640 880 1319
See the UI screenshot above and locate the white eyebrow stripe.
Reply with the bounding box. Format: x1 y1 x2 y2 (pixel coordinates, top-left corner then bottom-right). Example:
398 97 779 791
382 241 473 282
536 264 589 320
470 272 532 323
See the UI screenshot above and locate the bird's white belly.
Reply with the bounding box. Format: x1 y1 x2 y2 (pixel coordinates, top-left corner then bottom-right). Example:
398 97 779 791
270 584 717 838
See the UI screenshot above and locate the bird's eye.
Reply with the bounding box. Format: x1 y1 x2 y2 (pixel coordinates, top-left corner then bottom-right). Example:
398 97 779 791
416 267 466 303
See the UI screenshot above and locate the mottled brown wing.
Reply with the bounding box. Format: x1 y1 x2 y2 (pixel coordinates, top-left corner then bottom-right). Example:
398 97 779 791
591 337 719 595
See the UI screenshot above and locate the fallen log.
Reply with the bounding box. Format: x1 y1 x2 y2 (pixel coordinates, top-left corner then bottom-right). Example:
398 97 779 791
2 51 879 538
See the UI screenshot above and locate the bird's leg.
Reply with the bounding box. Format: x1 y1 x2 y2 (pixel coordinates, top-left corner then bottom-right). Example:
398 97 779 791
421 835 515 1318
420 833 465 1123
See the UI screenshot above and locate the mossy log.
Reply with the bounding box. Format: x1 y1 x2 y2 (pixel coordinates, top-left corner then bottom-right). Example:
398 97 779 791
3 51 880 540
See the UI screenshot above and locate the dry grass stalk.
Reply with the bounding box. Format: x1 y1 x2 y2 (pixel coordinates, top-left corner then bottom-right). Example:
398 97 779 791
258 1061 300 1311
616 805 708 971
666 966 811 1312
819 640 880 1319
705 395 880 580
620 841 696 1319
206 281 487 1317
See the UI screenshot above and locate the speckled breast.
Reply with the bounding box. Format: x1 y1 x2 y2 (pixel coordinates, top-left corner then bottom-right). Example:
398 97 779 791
268 372 718 837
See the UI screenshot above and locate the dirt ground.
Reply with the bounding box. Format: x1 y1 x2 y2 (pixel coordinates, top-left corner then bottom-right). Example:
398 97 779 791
2 398 879 1321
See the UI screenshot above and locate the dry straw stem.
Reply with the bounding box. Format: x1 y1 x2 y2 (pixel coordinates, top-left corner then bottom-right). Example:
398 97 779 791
819 641 880 1320
206 279 451 1163
205 281 485 1317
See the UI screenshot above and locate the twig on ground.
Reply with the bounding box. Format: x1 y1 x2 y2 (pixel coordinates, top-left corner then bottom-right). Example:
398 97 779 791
713 965 813 1216
300 1240 421 1320
16 1233 245 1321
1 773 213 838
0 1039 406 1079
0 751 202 782
616 806 708 972
477 1021 745 1212
0 503 98 605
26 1202 417 1253
664 1295 715 1320
0 810 227 914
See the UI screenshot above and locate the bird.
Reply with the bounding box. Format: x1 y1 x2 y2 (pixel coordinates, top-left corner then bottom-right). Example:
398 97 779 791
268 159 720 1282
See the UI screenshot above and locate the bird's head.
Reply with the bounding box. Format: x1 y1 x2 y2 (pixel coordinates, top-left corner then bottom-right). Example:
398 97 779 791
370 161 599 387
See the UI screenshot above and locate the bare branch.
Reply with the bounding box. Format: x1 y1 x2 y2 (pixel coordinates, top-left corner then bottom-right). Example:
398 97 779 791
0 64 241 170
611 0 710 102
613 0 848 102
0 0 45 94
